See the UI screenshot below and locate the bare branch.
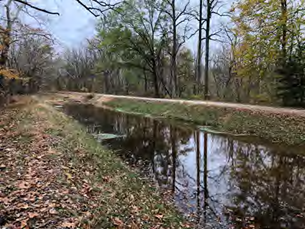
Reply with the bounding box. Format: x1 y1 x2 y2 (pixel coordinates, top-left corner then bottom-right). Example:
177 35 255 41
176 17 190 27
13 0 60 15
76 0 122 17
75 0 99 17
210 37 223 42
176 0 190 20
187 28 199 39
185 10 206 23
209 29 222 38
211 11 230 17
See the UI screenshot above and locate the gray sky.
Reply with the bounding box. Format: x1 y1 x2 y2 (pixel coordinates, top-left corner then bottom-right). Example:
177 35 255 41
26 0 231 52
29 0 97 49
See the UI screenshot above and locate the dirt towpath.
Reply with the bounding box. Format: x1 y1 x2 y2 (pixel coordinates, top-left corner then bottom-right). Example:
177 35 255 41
56 91 305 118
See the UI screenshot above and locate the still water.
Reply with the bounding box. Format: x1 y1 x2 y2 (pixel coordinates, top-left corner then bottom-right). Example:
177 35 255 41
63 103 305 229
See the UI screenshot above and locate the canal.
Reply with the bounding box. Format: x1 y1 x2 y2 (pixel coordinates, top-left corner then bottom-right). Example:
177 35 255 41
63 103 305 229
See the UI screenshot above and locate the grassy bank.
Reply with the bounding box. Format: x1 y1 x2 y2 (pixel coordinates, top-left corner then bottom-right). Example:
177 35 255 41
104 98 305 145
0 97 188 228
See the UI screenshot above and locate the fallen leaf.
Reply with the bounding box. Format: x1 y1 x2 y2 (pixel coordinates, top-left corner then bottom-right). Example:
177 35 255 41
48 148 59 155
40 208 48 212
49 208 57 214
65 172 73 179
155 214 163 220
142 214 150 221
129 194 135 201
0 197 9 204
84 212 91 217
18 181 30 189
20 219 28 228
61 221 76 228
180 222 192 228
130 221 139 229
112 217 123 226
103 176 111 182
131 206 139 213
49 203 57 208
18 203 29 209
28 212 39 218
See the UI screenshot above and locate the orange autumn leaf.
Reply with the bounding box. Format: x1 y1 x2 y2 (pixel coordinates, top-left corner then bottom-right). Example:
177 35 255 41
0 68 19 79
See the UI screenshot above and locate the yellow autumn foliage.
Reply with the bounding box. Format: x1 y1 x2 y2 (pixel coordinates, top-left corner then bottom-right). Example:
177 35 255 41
0 68 19 79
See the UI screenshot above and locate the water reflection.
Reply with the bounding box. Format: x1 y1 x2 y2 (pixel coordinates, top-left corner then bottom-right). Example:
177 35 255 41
64 104 305 229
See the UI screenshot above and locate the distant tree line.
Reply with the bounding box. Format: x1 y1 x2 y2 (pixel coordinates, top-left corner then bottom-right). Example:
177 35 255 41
0 0 118 104
1 0 305 107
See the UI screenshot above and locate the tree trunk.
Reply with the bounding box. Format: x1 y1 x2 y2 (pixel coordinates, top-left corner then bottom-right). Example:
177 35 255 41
203 132 208 221
170 126 177 193
204 0 211 100
195 131 201 218
280 0 287 66
196 0 204 95
152 61 160 98
104 72 109 93
144 71 148 93
171 0 178 98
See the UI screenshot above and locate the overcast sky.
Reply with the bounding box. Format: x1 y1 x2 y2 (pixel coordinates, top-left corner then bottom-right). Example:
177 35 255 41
28 0 97 49
26 0 231 52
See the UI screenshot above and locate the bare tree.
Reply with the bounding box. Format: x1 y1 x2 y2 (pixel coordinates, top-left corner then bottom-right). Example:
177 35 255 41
203 0 225 100
8 28 55 92
63 47 96 90
193 0 226 98
196 0 204 95
163 0 190 97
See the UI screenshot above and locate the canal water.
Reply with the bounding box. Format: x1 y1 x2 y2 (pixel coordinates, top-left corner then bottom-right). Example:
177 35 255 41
63 103 305 229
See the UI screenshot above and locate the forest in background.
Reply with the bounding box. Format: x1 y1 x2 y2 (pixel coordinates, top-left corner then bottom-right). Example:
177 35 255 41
0 0 305 106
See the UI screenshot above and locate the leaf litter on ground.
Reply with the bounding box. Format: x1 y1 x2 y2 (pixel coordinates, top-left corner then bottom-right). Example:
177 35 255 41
0 96 192 229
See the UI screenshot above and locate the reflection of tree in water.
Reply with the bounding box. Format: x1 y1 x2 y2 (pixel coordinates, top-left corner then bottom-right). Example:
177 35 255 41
222 140 305 229
64 104 305 229
96 113 194 188
172 132 305 229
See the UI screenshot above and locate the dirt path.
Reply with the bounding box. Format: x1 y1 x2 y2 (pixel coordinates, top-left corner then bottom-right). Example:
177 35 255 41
57 91 305 117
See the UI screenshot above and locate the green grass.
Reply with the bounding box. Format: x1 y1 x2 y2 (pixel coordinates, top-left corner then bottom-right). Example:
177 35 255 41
105 98 305 145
